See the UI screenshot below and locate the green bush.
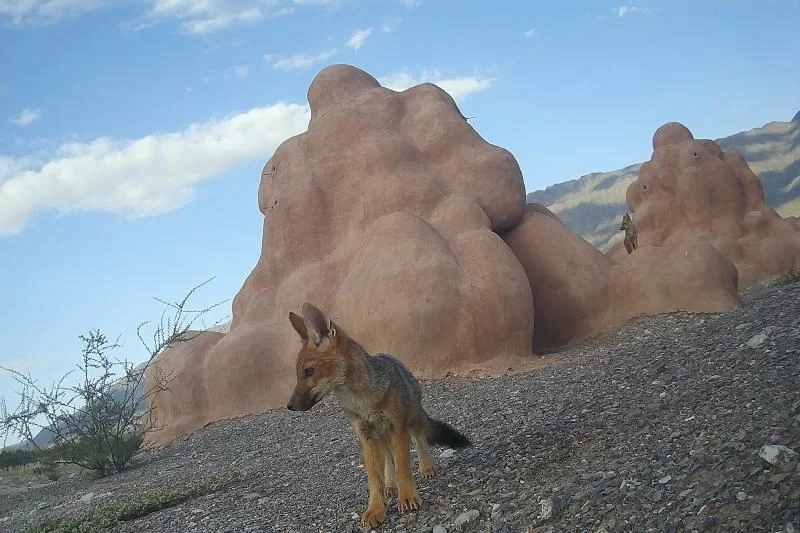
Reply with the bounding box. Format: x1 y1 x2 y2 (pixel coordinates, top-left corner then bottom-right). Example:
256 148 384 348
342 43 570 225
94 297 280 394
0 448 37 470
47 433 144 477
1 279 228 478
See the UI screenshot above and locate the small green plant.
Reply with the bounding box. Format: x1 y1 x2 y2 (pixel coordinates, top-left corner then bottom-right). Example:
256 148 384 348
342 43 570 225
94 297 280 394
26 475 230 533
1 279 228 477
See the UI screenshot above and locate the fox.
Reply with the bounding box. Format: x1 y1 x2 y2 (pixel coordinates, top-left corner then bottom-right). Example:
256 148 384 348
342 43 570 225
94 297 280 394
620 212 639 254
286 302 472 528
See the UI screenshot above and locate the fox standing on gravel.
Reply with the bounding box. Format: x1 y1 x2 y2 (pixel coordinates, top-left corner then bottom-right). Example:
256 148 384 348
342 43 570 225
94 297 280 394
286 303 472 528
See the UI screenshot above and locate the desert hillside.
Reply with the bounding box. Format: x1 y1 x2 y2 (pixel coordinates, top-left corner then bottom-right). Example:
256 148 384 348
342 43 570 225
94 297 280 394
2 274 798 532
527 111 800 251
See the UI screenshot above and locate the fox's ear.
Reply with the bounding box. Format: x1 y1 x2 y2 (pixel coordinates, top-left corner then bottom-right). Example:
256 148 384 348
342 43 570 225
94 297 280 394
301 302 335 345
288 312 308 341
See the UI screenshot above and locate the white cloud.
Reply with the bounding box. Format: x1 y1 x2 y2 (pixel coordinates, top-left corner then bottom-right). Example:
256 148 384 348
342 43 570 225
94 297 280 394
523 28 537 39
147 0 292 34
0 103 311 236
613 5 648 16
400 0 419 8
0 353 58 377
0 0 106 26
378 70 494 103
270 49 338 71
231 64 249 78
273 6 295 16
293 0 339 5
1 0 339 31
345 28 372 50
9 108 42 127
381 17 402 33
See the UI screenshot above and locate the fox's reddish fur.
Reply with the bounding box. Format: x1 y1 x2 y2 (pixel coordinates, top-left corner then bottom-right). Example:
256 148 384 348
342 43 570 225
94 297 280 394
620 212 639 254
286 303 470 528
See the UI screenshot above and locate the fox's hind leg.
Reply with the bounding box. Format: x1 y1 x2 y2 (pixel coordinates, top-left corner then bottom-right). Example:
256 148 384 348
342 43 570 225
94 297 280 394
390 426 421 512
381 438 397 499
412 432 438 479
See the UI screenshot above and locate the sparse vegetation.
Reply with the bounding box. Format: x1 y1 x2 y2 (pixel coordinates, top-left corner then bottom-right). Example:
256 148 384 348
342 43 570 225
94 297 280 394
25 475 231 533
0 279 228 477
0 448 37 470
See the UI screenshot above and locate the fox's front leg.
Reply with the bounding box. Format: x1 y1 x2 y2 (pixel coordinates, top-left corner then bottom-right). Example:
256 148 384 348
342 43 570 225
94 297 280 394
359 435 387 527
390 426 421 512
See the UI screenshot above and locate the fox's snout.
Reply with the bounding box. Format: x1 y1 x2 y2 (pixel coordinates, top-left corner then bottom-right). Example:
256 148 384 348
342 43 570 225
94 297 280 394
286 389 317 411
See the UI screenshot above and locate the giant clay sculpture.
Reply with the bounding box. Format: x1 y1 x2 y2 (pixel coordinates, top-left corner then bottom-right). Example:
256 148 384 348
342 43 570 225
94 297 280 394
145 70 798 445
145 65 534 444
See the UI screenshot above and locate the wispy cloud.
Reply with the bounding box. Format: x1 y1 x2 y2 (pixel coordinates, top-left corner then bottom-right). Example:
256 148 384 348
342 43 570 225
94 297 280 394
9 108 42 127
381 16 403 34
400 0 420 8
0 0 107 27
612 5 649 17
345 28 372 50
0 353 59 377
269 49 338 71
146 0 300 34
1 0 337 31
523 28 537 39
0 103 311 236
230 64 249 78
378 69 495 103
293 0 340 5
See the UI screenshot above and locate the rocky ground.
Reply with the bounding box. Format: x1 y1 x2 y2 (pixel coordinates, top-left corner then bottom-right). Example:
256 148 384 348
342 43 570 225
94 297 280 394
1 276 799 533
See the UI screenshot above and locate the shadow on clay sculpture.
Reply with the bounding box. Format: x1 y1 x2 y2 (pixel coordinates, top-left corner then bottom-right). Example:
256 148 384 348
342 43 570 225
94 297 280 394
503 202 743 352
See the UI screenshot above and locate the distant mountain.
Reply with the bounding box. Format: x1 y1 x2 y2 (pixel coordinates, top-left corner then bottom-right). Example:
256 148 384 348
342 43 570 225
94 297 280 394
526 112 800 251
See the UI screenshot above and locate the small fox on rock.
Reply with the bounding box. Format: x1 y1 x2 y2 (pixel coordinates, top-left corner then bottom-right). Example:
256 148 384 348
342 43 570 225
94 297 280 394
286 303 472 528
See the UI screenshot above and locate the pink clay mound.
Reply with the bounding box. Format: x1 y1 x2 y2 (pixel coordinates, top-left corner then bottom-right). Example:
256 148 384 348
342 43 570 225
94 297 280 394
606 122 800 288
504 203 743 351
144 67 798 445
145 64 534 444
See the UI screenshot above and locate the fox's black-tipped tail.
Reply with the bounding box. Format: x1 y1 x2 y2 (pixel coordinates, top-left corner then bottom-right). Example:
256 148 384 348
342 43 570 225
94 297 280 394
427 418 471 448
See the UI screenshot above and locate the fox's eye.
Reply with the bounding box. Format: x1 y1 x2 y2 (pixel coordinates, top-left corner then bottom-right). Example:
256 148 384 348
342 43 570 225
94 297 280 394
305 367 315 377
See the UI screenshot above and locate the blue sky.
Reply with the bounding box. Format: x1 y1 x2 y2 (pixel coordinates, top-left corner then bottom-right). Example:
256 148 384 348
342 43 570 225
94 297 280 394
1 0 798 414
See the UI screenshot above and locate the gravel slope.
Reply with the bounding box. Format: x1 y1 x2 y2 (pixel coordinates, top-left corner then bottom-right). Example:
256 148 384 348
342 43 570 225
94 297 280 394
2 277 799 533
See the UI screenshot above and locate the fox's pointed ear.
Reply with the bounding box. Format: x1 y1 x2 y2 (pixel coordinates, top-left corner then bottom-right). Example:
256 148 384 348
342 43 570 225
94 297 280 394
288 312 308 340
301 303 335 345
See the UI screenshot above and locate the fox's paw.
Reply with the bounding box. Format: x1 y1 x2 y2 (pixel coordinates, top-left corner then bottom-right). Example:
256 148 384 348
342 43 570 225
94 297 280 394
361 505 386 528
383 485 397 499
419 464 438 479
396 490 421 513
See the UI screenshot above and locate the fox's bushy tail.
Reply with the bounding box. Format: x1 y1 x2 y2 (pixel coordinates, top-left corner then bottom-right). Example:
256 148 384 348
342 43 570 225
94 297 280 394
427 417 471 448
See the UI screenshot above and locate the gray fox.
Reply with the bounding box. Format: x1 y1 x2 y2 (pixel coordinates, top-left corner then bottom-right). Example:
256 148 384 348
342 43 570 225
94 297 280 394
286 302 471 527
